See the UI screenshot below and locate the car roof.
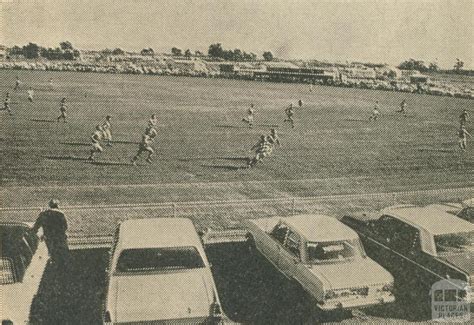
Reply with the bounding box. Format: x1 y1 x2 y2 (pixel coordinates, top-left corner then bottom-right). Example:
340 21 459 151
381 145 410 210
118 218 202 249
382 206 474 235
282 214 359 242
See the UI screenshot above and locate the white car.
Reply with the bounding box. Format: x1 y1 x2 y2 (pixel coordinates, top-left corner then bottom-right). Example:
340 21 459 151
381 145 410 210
104 218 223 324
244 214 395 310
425 198 473 223
1 222 48 324
458 198 473 223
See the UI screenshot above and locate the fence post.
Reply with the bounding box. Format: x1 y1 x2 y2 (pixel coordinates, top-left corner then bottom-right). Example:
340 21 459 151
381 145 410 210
291 198 296 215
173 203 177 217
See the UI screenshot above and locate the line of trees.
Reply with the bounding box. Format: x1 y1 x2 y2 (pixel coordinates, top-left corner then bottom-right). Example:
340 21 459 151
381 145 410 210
8 41 81 60
169 44 274 62
207 43 258 61
398 58 470 75
101 48 126 56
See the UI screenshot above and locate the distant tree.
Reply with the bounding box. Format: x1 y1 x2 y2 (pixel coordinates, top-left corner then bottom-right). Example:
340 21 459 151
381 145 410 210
262 51 274 61
22 43 41 59
454 58 464 72
62 50 75 60
171 47 182 56
208 43 224 58
428 62 439 72
141 48 154 56
8 45 23 56
59 41 74 51
232 49 243 61
221 49 234 61
194 50 203 56
184 49 192 58
243 52 257 62
73 49 81 59
112 48 125 55
102 48 113 56
386 70 397 79
398 59 429 72
42 47 63 60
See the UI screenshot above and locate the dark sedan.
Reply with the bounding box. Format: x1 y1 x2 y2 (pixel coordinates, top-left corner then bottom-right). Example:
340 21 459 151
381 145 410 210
341 205 473 302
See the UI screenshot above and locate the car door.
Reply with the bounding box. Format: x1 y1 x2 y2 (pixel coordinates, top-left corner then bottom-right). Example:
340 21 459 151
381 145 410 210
370 216 433 279
265 223 289 269
278 228 302 278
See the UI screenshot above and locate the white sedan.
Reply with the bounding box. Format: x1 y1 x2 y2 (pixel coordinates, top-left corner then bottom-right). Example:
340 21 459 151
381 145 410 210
244 214 395 310
1 222 48 324
104 218 224 324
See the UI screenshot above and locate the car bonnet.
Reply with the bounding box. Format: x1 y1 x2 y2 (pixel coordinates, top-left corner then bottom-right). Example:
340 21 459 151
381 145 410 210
437 251 474 276
310 258 393 290
111 268 214 322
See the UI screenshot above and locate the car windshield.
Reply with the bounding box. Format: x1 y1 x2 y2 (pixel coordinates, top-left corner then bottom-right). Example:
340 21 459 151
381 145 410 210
116 247 205 273
307 239 363 264
435 231 474 254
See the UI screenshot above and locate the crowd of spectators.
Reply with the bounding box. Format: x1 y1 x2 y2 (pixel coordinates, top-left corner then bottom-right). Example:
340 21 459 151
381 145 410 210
0 56 472 99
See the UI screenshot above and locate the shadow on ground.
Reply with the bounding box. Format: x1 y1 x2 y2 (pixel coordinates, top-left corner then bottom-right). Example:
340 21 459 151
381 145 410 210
29 243 434 324
42 155 90 162
30 249 109 325
201 164 246 171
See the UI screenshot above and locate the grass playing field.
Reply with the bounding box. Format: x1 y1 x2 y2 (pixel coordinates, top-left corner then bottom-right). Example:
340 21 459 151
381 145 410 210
1 69 473 207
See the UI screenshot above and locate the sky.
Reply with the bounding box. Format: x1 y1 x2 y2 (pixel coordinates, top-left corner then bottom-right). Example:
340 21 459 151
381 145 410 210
1 0 472 68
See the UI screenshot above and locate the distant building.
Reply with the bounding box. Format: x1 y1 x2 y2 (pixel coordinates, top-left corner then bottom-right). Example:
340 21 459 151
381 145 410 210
410 74 430 84
340 67 376 79
399 69 420 78
254 62 337 83
219 63 235 74
172 58 207 72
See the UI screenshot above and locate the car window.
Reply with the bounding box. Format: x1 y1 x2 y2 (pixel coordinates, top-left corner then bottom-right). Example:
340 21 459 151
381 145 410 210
18 237 34 268
376 215 421 253
0 258 16 284
116 247 205 273
1 226 34 282
434 231 473 255
284 230 301 258
24 230 39 254
307 239 362 264
270 223 288 245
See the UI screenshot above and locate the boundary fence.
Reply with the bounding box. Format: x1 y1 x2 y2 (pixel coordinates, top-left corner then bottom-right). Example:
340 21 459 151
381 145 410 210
1 187 472 248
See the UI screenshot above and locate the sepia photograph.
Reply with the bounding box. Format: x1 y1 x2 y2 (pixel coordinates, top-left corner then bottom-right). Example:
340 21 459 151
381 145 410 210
0 0 472 323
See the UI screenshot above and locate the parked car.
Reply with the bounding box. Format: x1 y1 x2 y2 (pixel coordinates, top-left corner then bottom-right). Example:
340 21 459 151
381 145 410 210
424 198 473 224
457 198 473 223
244 214 395 310
1 222 48 324
341 205 474 301
103 218 224 324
